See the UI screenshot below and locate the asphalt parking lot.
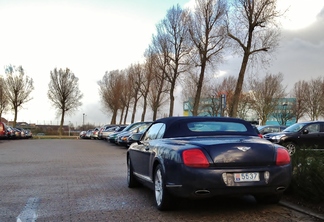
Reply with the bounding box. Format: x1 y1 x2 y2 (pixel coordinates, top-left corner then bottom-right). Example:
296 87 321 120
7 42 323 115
0 139 320 222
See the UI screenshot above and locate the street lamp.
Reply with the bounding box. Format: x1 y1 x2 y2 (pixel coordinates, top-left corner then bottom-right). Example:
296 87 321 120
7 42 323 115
83 113 85 130
68 121 71 136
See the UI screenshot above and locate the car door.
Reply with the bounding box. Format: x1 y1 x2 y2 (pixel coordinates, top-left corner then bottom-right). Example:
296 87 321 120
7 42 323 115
298 123 321 148
130 123 165 179
319 123 324 149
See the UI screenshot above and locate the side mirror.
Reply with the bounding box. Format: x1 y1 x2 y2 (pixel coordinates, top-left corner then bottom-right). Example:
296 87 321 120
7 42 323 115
129 133 143 144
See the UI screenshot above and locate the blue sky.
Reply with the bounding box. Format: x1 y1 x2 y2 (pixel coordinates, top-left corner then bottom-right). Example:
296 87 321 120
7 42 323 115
0 0 323 126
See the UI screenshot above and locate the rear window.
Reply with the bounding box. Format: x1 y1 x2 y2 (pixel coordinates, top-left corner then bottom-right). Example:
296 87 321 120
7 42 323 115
187 121 247 133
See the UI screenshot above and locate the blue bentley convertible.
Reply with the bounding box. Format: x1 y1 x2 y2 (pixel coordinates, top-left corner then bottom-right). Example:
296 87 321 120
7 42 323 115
127 116 292 210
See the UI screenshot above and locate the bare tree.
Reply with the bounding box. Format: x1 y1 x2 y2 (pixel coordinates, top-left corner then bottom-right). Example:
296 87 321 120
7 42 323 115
188 0 227 116
249 73 286 125
0 76 9 120
154 4 191 117
237 92 254 120
140 60 154 121
127 64 143 123
114 70 133 125
290 80 308 122
227 0 283 117
303 77 324 121
144 49 169 120
120 73 133 125
98 70 124 124
48 68 83 135
4 65 34 127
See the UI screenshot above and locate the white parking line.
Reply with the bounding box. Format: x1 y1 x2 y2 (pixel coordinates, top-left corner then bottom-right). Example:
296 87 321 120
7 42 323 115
16 197 40 222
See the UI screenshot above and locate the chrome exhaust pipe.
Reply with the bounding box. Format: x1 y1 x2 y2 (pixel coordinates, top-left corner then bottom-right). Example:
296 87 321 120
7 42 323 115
276 186 286 191
195 190 211 195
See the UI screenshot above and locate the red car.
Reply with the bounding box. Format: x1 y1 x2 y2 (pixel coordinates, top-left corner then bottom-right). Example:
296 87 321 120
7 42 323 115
0 122 8 139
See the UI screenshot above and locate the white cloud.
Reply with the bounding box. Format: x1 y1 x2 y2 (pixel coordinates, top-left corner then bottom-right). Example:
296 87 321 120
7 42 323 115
278 0 324 30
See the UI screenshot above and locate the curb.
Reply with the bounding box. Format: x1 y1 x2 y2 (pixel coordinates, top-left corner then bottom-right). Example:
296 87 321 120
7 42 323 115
279 200 324 221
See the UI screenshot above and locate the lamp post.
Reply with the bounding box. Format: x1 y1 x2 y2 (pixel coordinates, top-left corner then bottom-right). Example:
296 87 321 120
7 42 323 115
68 121 71 136
83 113 85 130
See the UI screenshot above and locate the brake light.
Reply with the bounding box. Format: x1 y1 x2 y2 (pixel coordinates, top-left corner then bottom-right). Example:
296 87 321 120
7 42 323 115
276 147 290 166
182 149 209 168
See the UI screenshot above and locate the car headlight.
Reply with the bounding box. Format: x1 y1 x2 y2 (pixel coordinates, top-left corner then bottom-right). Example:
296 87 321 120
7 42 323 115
269 134 285 143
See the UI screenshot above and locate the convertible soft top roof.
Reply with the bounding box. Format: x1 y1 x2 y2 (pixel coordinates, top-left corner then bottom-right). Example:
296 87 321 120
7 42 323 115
153 116 257 138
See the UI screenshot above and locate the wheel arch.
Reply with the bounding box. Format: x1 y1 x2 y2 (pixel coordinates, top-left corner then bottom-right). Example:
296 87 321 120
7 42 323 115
152 157 164 180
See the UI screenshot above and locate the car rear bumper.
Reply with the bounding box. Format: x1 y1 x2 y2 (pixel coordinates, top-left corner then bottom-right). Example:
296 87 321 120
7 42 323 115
165 164 292 199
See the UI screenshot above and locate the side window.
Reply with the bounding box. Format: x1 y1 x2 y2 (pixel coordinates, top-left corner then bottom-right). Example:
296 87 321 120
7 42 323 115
156 124 166 139
263 127 270 134
142 123 164 141
306 124 320 133
272 126 280 133
321 123 324 132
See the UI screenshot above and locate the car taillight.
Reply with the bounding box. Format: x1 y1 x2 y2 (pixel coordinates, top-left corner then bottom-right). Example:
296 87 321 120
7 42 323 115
182 149 209 168
276 147 290 166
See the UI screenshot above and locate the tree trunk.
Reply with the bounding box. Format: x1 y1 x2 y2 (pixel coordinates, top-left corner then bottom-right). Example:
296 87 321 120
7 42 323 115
229 52 250 117
169 83 175 117
110 109 118 124
13 106 18 127
141 96 147 121
192 64 206 116
119 108 124 125
123 104 129 124
59 110 65 136
131 98 138 123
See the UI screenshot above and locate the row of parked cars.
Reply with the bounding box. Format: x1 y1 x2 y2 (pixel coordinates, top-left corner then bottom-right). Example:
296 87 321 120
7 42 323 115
0 122 33 139
79 119 324 156
79 121 152 147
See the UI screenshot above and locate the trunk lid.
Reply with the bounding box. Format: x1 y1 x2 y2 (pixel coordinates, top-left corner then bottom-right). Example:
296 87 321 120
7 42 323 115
180 136 276 167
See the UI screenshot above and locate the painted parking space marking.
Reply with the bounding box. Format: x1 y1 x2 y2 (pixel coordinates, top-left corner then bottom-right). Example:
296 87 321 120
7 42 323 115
16 197 40 222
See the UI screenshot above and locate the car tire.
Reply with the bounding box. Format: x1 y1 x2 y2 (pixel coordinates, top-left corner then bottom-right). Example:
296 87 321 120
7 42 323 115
284 142 296 156
255 194 282 204
154 164 174 211
127 156 139 188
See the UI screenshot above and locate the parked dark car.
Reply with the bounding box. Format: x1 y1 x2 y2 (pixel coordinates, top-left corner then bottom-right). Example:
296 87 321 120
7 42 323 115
263 121 324 156
16 128 31 139
14 128 22 138
257 125 287 135
108 121 152 143
101 125 126 140
127 116 292 210
7 126 17 139
24 129 33 138
116 122 151 147
98 125 123 140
